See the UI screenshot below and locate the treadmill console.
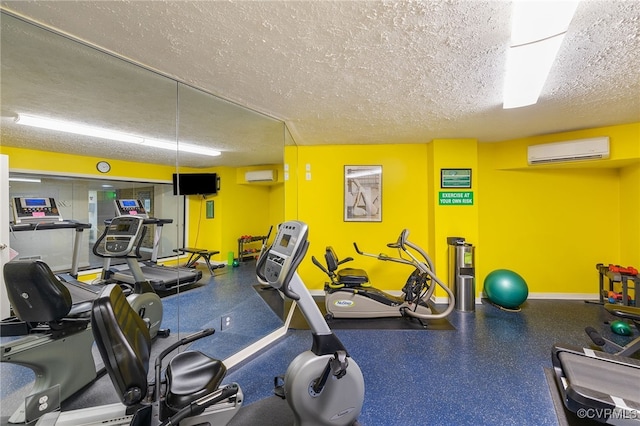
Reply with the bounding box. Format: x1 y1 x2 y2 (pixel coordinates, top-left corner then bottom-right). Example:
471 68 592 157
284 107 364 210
104 216 144 256
264 221 309 290
12 197 63 224
114 199 148 218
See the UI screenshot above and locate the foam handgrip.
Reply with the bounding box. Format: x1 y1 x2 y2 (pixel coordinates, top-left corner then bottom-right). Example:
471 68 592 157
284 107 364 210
585 326 606 346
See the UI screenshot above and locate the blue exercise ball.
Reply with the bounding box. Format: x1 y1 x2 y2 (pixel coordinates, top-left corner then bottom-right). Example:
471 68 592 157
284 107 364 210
484 269 529 310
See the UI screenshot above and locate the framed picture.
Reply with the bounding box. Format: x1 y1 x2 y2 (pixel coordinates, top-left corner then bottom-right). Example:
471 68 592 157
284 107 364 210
441 168 472 189
344 165 382 222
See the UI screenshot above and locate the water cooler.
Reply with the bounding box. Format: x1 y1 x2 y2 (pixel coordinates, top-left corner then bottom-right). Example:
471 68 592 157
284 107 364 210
447 237 476 312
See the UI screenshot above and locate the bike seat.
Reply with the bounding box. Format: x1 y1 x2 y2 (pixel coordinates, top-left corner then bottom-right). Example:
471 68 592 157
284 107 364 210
3 260 92 335
92 284 232 421
165 351 227 412
324 247 370 288
336 268 370 286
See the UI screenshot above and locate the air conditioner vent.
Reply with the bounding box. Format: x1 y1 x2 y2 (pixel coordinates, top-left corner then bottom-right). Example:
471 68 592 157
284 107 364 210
245 169 276 182
528 137 610 165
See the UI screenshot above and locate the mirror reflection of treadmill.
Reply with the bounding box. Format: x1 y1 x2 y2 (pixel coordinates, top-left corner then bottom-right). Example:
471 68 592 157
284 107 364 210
106 199 202 291
10 197 104 304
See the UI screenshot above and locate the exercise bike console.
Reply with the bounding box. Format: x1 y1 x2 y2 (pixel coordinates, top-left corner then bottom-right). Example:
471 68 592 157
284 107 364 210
262 221 309 300
104 216 144 256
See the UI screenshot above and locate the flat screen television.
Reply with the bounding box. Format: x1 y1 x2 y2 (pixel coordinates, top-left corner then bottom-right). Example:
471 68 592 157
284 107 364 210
172 173 218 195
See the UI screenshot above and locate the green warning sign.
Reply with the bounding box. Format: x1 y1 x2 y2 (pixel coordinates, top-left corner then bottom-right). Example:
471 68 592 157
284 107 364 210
439 191 474 205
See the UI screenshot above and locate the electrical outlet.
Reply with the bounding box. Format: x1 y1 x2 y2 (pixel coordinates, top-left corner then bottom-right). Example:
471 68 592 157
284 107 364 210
221 315 232 331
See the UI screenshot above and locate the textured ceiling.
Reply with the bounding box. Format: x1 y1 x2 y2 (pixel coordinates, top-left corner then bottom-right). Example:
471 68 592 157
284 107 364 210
1 1 639 168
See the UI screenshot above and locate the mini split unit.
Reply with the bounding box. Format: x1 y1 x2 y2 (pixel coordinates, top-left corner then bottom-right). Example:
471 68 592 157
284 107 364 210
245 169 276 182
527 137 610 165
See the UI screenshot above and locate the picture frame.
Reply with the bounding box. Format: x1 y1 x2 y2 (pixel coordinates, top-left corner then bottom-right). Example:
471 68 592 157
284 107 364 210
344 165 382 222
441 168 472 189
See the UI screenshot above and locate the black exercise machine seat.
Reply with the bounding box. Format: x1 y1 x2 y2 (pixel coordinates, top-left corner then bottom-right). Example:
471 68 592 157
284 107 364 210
91 284 227 414
552 344 640 424
1 260 100 424
91 283 151 406
3 260 92 328
165 351 227 411
324 247 370 288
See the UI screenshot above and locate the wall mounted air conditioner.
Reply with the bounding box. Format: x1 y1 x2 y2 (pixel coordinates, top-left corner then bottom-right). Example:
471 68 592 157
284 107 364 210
527 137 610 165
245 169 276 182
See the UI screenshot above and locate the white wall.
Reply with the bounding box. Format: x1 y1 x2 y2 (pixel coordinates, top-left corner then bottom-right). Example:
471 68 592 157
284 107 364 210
1 155 11 318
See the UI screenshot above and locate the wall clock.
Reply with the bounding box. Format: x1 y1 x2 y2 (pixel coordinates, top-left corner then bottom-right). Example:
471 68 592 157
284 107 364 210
96 161 111 173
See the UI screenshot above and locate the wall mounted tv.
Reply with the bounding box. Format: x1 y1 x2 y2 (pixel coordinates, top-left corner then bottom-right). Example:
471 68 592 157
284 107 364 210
172 173 218 196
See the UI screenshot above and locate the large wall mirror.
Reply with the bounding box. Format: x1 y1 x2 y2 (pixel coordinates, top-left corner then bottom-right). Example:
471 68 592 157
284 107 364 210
0 9 289 417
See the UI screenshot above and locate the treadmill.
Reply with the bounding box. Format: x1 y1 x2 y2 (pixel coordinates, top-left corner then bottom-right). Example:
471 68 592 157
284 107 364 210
103 199 202 291
552 344 640 424
9 197 103 304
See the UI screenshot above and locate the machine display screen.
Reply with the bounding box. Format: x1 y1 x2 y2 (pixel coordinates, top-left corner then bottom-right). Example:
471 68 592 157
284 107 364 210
279 234 291 248
24 198 48 207
116 223 130 232
121 200 138 207
111 222 135 234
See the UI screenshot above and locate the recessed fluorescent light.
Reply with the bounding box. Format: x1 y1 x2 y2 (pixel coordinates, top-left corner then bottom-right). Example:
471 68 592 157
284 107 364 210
16 114 143 143
510 1 580 45
503 34 566 108
15 114 221 157
503 1 579 109
9 177 42 183
143 139 221 157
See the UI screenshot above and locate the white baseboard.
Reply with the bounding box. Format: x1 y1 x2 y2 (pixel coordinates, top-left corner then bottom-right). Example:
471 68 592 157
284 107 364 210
313 289 599 304
432 296 483 304
525 292 599 300
458 292 599 303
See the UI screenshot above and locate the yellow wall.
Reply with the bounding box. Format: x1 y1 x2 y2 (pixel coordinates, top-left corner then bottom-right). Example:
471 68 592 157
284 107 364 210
1 146 175 180
295 144 431 291
477 123 639 295
182 165 284 262
288 123 639 297
428 139 479 295
5 121 639 297
478 157 621 294
284 145 299 221
620 163 640 265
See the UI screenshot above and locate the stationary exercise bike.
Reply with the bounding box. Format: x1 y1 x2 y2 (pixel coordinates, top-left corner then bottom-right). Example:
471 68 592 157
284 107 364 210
0 216 168 424
257 220 365 426
27 281 243 426
313 229 454 322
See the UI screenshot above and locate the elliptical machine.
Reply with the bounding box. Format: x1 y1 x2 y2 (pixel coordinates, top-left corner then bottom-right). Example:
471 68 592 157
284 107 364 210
313 229 455 322
257 221 365 426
